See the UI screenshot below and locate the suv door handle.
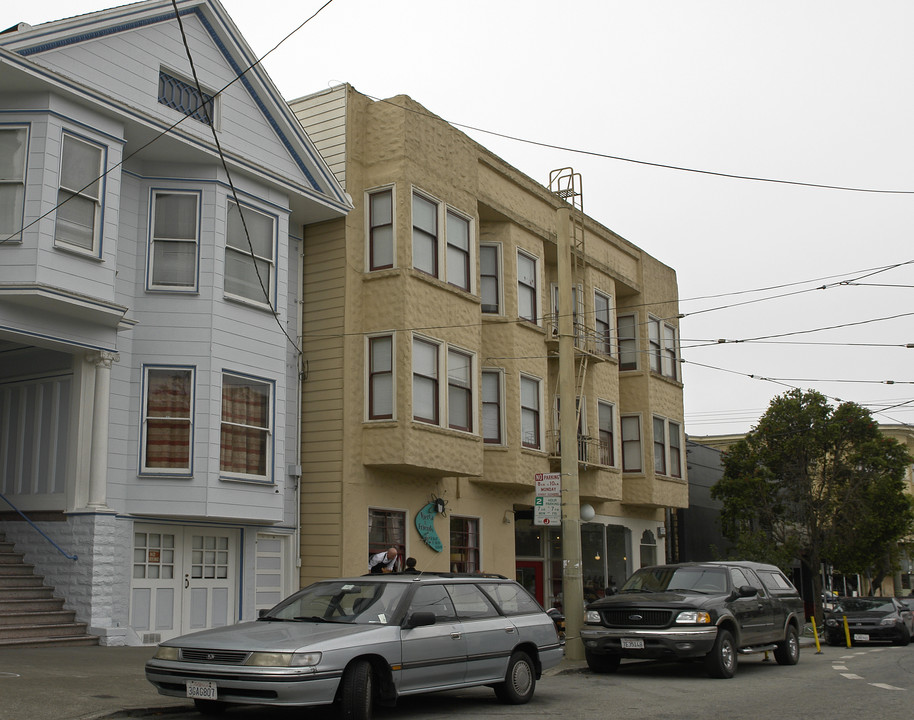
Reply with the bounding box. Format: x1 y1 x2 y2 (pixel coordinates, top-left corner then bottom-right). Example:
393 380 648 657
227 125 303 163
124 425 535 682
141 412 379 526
450 632 461 639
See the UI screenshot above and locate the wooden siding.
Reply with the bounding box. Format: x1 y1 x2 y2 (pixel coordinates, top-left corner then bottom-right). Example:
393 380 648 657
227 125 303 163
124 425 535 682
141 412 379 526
300 219 347 581
291 86 347 190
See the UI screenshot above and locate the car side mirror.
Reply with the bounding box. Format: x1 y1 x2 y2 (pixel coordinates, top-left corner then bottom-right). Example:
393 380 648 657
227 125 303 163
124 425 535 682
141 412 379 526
258 609 268 618
738 585 758 598
404 611 437 629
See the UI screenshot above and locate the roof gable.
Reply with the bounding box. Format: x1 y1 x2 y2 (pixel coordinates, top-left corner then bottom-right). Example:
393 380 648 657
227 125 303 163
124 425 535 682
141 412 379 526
1 0 349 214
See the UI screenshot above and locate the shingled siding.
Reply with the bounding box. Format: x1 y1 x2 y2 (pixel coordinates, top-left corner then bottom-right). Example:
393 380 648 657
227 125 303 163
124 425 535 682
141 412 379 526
300 219 347 582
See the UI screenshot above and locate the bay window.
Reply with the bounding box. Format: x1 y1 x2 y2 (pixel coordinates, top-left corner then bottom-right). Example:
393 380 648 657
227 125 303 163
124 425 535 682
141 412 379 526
56 133 103 253
141 367 194 474
225 201 275 305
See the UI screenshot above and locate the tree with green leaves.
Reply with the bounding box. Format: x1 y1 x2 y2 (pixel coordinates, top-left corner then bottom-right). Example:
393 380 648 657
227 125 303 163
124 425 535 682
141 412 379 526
711 389 914 625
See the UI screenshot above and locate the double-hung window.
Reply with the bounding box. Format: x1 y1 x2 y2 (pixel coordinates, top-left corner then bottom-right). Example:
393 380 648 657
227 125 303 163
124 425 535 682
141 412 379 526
447 348 473 432
652 416 682 478
520 374 541 449
56 133 103 254
446 210 471 291
669 421 682 478
149 190 199 290
598 401 614 466
481 369 503 444
618 313 637 370
653 416 666 475
517 250 538 323
141 367 194 474
621 415 642 472
368 188 393 270
480 244 501 314
412 337 439 424
594 291 613 356
225 201 275 306
412 192 438 277
649 317 679 380
0 126 27 242
220 372 272 480
368 334 394 420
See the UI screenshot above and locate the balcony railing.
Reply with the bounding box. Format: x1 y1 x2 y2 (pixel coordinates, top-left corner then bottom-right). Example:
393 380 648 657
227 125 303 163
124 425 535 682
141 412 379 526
547 433 614 467
544 314 613 360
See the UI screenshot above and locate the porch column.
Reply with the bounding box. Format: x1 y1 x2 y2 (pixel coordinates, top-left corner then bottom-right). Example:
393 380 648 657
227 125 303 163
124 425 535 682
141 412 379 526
87 350 117 509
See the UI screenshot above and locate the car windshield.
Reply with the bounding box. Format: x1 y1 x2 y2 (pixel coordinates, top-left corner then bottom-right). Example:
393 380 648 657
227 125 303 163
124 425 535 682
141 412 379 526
262 580 408 625
833 598 895 614
621 567 729 594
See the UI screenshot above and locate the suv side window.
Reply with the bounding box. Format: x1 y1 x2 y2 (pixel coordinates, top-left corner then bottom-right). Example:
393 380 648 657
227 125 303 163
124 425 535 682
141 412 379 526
409 584 457 621
742 568 768 597
756 569 796 594
729 568 752 591
446 583 500 619
478 582 542 615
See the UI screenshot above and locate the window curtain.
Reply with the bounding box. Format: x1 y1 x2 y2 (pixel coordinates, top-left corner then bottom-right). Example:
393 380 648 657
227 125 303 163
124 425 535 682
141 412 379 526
220 377 269 475
145 370 191 468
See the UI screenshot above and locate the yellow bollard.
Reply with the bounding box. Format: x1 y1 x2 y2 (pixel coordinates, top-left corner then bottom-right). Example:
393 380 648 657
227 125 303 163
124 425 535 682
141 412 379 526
810 617 822 654
842 615 852 648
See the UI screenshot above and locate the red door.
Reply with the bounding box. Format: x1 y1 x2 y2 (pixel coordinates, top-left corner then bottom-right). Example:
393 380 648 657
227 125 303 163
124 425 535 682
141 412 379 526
516 561 544 606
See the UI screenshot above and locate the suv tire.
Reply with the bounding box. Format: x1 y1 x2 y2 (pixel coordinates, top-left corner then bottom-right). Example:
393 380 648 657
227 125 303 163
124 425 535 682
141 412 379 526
705 628 736 679
774 624 800 665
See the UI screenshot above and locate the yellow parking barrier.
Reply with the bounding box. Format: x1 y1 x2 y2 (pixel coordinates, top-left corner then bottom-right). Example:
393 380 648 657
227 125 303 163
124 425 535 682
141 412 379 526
809 617 822 654
842 615 851 648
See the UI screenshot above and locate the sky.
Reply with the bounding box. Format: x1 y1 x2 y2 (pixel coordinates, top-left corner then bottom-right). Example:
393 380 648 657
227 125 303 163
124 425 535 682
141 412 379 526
15 0 914 436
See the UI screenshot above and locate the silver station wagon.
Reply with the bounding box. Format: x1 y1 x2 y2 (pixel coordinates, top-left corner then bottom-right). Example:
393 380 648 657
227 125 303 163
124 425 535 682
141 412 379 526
145 573 563 719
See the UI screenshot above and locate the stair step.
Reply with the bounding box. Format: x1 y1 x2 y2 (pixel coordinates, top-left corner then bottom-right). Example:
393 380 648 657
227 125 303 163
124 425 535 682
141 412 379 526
0 563 36 576
0 542 15 553
0 552 26 565
0 609 76 626
0 598 65 613
0 634 99 649
0 575 45 587
0 587 55 600
0 622 89 640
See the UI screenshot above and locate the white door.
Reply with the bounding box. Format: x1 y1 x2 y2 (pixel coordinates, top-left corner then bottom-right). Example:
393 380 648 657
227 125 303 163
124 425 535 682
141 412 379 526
131 524 238 643
255 533 290 613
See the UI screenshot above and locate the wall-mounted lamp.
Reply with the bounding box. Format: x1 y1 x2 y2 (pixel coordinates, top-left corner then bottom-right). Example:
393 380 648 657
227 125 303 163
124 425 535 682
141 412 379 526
580 504 595 522
435 498 446 514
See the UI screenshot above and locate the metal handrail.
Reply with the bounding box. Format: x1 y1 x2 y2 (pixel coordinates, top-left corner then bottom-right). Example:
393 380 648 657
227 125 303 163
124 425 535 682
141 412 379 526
0 491 78 561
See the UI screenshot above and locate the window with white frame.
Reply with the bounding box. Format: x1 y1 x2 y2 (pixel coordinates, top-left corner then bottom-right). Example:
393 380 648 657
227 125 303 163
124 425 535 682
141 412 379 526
225 201 275 305
368 188 394 270
653 416 666 475
649 317 679 380
220 372 272 480
621 415 642 472
598 401 614 466
446 209 471 291
652 416 682 478
141 367 194 474
0 126 28 242
368 334 394 420
520 374 541 449
412 192 438 277
480 244 502 314
618 313 637 370
517 250 538 323
148 190 199 289
594 290 613 356
412 336 439 424
481 369 503 444
450 516 480 573
55 133 103 253
447 347 473 432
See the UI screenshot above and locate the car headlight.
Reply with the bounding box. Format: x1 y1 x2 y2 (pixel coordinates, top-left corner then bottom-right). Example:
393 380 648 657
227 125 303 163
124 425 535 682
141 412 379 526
880 617 900 626
675 611 711 624
154 646 179 661
245 652 322 667
585 610 601 624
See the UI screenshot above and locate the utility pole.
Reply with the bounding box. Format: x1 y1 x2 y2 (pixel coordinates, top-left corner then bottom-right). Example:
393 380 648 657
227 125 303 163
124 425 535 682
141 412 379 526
556 206 585 660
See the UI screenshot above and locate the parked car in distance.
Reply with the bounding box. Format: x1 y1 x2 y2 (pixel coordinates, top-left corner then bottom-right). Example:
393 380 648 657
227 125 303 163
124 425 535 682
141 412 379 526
824 596 912 647
580 561 805 679
145 573 563 719
895 596 914 634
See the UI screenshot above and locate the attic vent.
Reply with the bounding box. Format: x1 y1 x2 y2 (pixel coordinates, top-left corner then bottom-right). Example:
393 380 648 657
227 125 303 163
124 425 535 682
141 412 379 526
143 633 162 645
158 71 215 125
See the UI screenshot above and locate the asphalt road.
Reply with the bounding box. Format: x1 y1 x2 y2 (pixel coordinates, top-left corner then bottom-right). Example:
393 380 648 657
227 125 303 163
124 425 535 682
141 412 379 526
121 644 914 720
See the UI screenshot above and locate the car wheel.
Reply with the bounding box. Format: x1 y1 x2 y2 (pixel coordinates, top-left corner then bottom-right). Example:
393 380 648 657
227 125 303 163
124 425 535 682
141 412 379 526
340 659 374 720
585 650 621 674
705 628 736 679
893 626 911 647
774 624 800 665
192 699 227 715
493 651 536 704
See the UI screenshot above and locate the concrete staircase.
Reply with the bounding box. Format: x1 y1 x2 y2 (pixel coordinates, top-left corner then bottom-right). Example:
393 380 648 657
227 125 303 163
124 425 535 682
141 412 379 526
0 531 98 648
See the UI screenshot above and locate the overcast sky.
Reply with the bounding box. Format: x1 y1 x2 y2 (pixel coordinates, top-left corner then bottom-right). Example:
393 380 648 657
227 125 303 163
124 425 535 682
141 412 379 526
17 0 914 436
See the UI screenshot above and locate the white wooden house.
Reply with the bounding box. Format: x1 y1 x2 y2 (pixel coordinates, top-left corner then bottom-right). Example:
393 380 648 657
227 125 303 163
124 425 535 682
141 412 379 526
0 0 349 645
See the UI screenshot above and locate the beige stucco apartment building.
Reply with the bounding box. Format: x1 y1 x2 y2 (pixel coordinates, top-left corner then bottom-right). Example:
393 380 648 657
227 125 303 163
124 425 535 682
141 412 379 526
289 85 687 610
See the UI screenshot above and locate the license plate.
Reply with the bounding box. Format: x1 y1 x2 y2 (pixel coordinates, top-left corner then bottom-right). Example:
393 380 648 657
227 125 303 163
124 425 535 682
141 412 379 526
186 680 218 700
621 638 644 649
853 634 869 642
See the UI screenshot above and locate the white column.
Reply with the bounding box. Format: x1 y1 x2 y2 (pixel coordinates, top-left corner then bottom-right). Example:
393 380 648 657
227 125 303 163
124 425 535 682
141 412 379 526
87 350 117 510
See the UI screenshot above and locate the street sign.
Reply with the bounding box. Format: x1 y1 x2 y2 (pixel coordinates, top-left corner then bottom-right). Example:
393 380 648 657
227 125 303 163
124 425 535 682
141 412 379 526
535 472 562 497
534 495 561 526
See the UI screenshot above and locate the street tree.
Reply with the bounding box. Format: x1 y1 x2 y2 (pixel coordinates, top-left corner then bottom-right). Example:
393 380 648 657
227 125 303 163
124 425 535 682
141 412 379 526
711 389 914 624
